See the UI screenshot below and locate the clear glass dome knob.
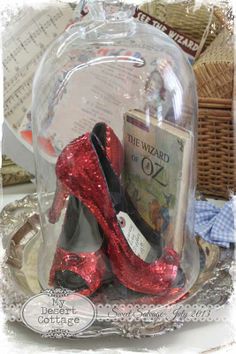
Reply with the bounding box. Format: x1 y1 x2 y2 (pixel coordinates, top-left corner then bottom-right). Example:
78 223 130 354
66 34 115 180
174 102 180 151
77 0 136 21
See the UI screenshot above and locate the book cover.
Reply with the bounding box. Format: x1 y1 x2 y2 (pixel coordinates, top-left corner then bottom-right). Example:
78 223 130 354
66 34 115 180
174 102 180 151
123 110 193 253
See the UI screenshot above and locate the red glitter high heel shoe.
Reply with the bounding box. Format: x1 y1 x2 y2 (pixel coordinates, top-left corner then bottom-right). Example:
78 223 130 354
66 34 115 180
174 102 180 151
48 123 123 296
54 127 181 296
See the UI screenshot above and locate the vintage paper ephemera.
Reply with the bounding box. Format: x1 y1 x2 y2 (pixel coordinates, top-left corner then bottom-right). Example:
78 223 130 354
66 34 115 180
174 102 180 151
123 110 193 253
3 4 74 131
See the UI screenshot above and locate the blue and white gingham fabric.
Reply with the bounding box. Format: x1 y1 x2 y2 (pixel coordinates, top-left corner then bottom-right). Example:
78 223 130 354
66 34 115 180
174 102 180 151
194 200 236 248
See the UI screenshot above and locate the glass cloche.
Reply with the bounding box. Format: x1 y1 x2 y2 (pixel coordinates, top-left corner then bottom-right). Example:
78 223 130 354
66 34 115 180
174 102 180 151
32 0 200 310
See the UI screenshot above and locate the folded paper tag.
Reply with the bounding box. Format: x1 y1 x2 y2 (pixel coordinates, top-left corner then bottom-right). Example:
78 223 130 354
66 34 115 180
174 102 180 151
117 211 152 261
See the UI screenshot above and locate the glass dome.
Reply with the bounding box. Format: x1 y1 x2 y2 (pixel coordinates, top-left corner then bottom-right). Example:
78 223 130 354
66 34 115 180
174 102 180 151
32 0 199 307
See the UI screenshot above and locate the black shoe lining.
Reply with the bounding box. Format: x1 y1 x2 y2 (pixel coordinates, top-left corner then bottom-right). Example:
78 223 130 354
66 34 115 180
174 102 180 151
91 132 163 257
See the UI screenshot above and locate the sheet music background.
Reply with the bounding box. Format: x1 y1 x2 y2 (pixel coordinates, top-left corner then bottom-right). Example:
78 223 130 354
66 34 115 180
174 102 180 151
3 3 74 132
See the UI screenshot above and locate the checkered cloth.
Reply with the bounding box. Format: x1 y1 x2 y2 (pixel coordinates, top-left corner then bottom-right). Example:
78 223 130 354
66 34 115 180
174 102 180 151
195 200 236 248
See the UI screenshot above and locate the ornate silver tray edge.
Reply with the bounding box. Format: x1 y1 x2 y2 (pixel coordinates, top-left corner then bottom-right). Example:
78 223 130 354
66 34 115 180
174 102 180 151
0 194 234 339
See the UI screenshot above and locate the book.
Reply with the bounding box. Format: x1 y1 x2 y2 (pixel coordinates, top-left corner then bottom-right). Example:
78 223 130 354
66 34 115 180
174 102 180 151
123 109 193 254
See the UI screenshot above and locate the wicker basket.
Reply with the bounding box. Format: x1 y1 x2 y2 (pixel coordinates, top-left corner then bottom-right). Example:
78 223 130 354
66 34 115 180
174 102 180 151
193 28 234 99
193 24 234 198
197 98 235 198
140 0 223 47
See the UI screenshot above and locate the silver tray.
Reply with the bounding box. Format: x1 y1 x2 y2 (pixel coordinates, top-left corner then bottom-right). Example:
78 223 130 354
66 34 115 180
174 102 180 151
0 194 234 338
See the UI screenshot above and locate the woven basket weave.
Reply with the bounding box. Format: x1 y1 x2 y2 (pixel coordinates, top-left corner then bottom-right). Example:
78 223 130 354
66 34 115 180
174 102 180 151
197 98 235 198
1 156 31 186
140 0 223 47
193 29 234 98
194 24 234 198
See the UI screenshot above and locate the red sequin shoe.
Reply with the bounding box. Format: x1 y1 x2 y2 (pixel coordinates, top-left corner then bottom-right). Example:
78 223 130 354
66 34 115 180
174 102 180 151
54 128 181 296
48 123 123 296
